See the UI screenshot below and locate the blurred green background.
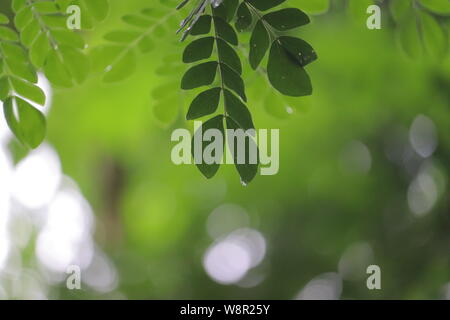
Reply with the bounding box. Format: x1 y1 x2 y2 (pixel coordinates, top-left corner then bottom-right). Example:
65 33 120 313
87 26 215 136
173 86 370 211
0 0 449 299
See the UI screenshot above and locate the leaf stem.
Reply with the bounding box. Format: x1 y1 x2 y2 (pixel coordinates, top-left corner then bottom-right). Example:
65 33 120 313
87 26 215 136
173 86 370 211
245 2 279 42
210 5 227 117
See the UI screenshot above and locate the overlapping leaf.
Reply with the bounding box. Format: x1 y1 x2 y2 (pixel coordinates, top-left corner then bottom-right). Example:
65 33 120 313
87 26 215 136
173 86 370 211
181 2 259 184
0 15 46 148
389 0 449 59
12 0 89 87
58 0 110 29
245 0 317 96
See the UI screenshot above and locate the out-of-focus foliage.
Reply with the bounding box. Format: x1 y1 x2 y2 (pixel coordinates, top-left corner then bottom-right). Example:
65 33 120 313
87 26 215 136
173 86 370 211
0 0 449 300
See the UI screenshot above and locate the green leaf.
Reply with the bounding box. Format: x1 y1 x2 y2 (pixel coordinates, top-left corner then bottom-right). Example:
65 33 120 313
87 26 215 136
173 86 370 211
419 11 447 59
29 32 51 68
418 0 450 15
3 96 46 149
43 50 73 87
5 57 36 83
223 89 253 130
82 0 110 21
278 36 317 67
267 40 312 96
186 87 221 120
225 116 258 185
182 37 215 63
0 14 9 24
246 0 287 11
216 38 242 74
224 0 240 21
1 42 28 62
235 2 253 31
263 8 309 31
59 45 90 84
220 63 246 102
0 77 8 100
12 0 27 12
14 7 32 29
51 30 85 50
13 0 90 87
398 11 423 58
181 61 218 89
0 27 19 42
249 20 270 70
213 16 238 46
192 114 225 179
10 77 46 105
20 20 40 47
389 0 412 22
69 0 110 29
190 15 212 35
212 0 239 22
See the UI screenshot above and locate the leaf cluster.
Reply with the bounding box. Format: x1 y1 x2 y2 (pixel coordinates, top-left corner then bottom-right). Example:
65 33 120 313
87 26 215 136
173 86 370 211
178 0 317 183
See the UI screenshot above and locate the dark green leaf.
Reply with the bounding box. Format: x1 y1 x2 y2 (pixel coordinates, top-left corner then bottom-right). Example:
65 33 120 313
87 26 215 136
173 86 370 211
213 16 238 46
216 38 242 74
223 89 253 130
190 15 212 35
263 8 309 31
225 116 258 185
235 2 253 32
249 20 270 69
186 87 222 120
267 40 312 96
220 63 247 102
177 0 191 10
246 0 287 11
278 36 317 67
192 114 225 179
181 61 218 89
221 0 240 21
183 37 215 63
212 2 229 21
